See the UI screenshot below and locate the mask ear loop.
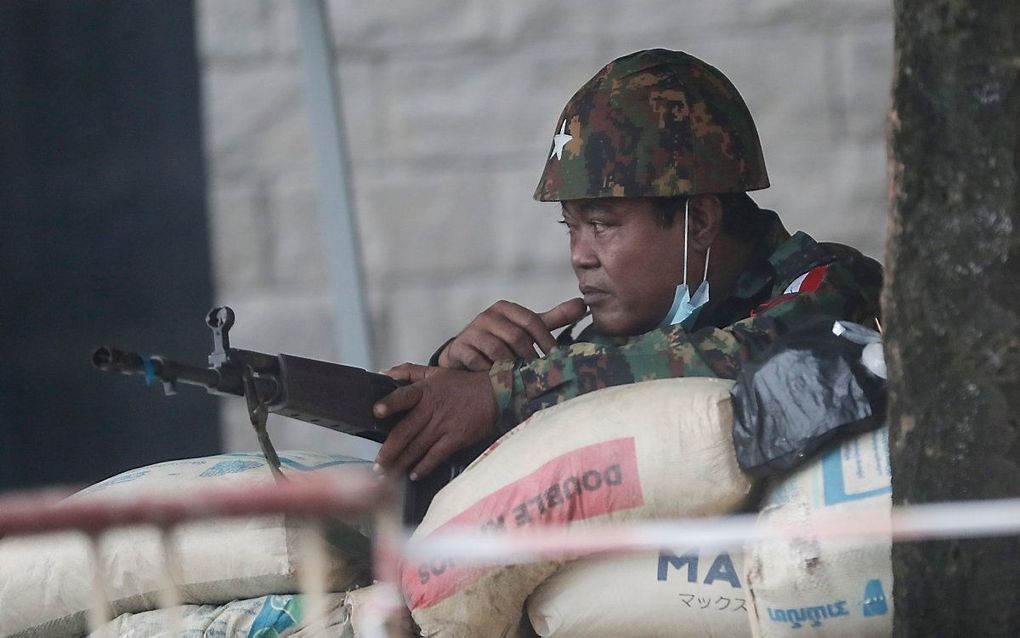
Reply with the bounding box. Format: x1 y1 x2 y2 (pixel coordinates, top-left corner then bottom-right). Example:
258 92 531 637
688 207 711 309
682 198 690 288
660 198 694 328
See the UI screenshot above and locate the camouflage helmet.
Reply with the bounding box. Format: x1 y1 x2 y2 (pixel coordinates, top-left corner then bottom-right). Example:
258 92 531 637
534 49 769 201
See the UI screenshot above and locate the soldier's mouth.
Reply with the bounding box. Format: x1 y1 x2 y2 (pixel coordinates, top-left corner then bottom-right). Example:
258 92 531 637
579 286 611 305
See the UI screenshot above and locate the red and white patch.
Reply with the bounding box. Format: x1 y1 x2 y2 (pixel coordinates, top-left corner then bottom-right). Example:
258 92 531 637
783 265 829 294
752 265 830 317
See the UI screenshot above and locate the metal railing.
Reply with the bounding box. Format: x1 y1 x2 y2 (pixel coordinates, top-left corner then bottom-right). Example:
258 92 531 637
3 473 1019 637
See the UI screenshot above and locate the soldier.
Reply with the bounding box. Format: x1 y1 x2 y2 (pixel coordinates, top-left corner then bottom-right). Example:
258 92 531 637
372 49 882 481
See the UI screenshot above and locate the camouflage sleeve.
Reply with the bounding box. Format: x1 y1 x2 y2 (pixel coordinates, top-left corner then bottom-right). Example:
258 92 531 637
487 322 769 433
488 257 881 432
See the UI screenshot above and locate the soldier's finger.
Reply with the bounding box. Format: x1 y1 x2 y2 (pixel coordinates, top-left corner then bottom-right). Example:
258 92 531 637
380 362 429 383
374 399 428 468
539 298 588 331
494 302 559 355
486 320 544 358
390 422 442 476
373 383 422 419
470 330 520 362
409 436 457 482
447 342 494 371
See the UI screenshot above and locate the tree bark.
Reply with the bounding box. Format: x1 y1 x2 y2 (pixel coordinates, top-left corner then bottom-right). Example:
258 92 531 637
886 1 1020 636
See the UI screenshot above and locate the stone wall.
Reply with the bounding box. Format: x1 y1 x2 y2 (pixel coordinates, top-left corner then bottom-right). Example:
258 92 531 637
196 0 893 456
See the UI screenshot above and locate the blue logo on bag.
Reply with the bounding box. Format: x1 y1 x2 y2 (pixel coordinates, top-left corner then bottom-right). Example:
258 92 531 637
200 459 264 477
249 595 302 637
862 579 889 617
656 549 741 588
79 469 150 494
219 452 370 472
767 600 849 628
820 431 891 506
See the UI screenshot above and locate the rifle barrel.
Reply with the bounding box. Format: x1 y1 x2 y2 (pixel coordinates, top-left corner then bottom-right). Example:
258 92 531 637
92 346 223 390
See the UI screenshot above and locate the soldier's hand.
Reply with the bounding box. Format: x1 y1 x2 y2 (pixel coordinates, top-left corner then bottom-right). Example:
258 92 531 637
438 298 587 371
372 363 498 480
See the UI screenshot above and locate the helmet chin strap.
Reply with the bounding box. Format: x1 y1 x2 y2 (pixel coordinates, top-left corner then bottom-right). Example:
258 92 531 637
661 199 711 327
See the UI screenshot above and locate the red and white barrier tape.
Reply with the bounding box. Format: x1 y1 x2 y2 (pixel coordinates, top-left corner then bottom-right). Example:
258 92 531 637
2 478 1016 636
404 497 1020 565
0 471 393 535
0 473 404 636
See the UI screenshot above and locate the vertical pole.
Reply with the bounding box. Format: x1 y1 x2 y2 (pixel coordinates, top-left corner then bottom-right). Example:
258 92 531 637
294 0 372 369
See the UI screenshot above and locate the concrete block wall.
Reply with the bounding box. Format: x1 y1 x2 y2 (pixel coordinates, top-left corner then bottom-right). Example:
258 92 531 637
196 0 893 455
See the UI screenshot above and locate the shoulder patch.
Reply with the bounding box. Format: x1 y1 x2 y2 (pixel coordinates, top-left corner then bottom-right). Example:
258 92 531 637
783 265 829 294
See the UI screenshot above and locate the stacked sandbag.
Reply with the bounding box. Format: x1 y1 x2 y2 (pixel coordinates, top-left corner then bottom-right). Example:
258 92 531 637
0 451 373 638
744 425 893 637
346 583 416 637
90 593 353 637
528 547 752 637
402 378 755 637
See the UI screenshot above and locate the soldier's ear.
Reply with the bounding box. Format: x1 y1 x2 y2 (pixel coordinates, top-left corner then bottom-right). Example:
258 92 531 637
687 194 722 251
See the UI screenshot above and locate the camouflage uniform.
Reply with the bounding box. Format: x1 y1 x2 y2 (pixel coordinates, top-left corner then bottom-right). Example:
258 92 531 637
489 210 882 432
483 49 882 431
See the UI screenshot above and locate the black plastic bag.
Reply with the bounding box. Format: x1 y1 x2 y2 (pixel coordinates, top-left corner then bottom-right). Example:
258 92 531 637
730 319 887 477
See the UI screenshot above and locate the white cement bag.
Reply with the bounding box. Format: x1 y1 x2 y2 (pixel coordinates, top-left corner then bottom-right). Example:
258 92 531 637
346 583 416 637
90 593 353 637
528 547 752 637
0 451 373 638
403 378 754 638
745 425 893 637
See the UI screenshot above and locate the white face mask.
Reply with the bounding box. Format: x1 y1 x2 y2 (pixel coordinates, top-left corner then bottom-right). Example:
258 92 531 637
661 199 710 328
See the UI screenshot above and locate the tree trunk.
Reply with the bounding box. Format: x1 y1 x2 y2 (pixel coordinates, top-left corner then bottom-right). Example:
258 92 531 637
886 1 1020 636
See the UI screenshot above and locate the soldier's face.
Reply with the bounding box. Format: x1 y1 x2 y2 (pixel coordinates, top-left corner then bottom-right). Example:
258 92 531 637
562 198 686 336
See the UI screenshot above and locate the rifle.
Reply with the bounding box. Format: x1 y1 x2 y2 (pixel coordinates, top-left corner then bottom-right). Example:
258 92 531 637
93 306 468 524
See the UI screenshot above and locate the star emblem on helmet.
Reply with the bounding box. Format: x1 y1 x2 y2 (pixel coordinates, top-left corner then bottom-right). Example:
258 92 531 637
550 120 573 160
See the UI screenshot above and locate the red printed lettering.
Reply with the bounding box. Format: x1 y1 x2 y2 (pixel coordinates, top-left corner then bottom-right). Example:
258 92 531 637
582 469 603 491
403 438 643 610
